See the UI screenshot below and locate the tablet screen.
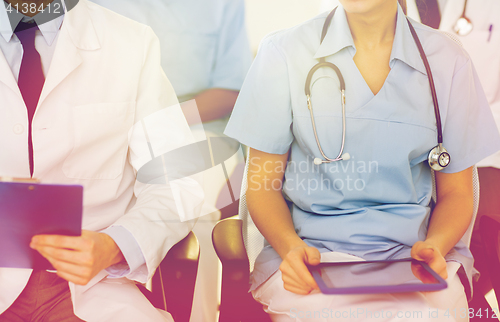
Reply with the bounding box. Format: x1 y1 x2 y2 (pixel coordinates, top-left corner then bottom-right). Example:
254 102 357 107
310 259 447 294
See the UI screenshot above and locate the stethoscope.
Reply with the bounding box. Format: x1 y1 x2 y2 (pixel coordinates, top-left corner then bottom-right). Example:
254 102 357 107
306 8 451 171
454 0 473 36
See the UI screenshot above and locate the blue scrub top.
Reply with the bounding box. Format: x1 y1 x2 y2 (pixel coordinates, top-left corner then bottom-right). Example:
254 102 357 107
225 5 500 295
90 0 253 133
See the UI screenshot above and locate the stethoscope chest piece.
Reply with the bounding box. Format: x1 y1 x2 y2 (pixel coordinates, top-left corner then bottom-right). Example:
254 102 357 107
454 17 473 36
428 144 451 171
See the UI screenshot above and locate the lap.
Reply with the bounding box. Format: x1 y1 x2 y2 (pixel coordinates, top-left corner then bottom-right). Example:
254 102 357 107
0 271 84 322
1 270 173 322
252 253 468 322
73 278 174 322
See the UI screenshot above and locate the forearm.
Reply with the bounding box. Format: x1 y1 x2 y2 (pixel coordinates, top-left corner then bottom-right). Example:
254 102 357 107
181 88 238 125
247 149 306 259
425 167 474 256
425 196 473 256
247 189 306 259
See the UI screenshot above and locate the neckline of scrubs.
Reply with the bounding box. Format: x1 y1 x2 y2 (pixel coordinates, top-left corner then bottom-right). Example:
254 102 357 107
318 4 428 111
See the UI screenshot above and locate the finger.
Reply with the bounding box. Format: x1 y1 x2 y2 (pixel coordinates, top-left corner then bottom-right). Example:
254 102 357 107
441 269 448 280
49 259 94 281
414 247 435 262
32 245 90 266
411 263 436 284
280 261 310 290
410 262 423 282
31 235 87 251
413 248 448 281
410 241 425 259
288 254 319 290
282 271 312 291
55 270 92 286
33 252 91 285
304 247 321 266
428 257 448 280
282 282 313 295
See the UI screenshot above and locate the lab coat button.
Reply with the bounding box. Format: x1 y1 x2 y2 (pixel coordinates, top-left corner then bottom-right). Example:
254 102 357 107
13 124 24 134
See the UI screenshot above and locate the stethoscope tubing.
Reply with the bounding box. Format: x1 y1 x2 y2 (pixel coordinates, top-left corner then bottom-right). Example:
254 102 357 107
306 90 346 162
461 0 469 19
406 19 444 144
306 7 448 169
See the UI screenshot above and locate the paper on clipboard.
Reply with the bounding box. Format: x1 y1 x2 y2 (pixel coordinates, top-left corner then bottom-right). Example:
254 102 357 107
0 179 83 270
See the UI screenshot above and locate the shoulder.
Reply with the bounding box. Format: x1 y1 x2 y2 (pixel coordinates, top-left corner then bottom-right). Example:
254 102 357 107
410 17 471 71
258 11 330 57
219 0 245 8
83 0 154 42
218 0 247 24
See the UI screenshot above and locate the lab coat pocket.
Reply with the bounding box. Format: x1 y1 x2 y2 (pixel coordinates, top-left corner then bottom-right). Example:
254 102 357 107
458 29 500 101
63 102 135 179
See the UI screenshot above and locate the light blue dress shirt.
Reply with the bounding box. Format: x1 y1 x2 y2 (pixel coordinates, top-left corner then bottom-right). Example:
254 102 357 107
90 0 252 135
225 4 500 297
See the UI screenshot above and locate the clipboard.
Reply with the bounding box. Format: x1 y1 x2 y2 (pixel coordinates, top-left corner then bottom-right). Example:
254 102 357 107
0 179 83 270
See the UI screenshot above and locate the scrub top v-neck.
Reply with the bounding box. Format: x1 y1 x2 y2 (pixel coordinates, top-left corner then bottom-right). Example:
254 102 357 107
225 4 500 293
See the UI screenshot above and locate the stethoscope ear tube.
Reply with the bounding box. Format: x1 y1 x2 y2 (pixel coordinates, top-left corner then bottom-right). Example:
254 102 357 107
304 62 346 96
304 8 347 165
406 19 443 146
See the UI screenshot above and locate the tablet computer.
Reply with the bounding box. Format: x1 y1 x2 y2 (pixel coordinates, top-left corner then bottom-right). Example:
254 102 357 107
0 180 83 270
309 258 447 295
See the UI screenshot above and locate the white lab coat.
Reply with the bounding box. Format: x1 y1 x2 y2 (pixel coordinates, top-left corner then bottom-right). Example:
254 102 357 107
0 0 201 320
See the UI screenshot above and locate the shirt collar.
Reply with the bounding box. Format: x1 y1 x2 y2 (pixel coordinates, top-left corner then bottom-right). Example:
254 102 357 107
390 4 427 75
313 6 354 60
314 4 427 75
0 1 64 46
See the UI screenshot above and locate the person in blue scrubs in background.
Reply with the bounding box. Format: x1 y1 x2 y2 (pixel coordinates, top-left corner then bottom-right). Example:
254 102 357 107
225 0 500 321
88 1 252 321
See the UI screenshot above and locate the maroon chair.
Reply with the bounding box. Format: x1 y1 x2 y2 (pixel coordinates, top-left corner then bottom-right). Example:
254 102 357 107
139 231 200 322
212 218 272 322
480 215 500 309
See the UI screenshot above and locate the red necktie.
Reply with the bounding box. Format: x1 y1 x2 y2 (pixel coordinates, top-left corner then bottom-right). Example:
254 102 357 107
15 22 45 177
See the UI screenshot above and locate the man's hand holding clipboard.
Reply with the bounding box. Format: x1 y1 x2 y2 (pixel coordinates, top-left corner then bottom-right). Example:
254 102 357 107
30 230 124 285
